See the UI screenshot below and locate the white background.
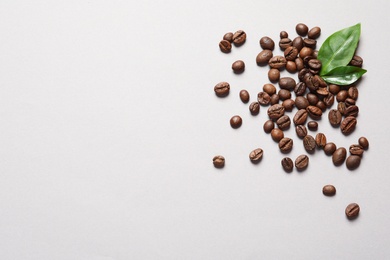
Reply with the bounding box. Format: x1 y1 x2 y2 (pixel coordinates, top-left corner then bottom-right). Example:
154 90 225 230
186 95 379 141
0 0 389 259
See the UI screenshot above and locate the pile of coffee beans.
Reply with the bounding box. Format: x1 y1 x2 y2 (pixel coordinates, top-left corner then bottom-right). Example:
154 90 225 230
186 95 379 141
212 24 368 220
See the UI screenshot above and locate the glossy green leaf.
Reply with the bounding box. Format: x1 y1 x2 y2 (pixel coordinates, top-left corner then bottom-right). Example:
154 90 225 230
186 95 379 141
318 23 361 75
321 65 367 85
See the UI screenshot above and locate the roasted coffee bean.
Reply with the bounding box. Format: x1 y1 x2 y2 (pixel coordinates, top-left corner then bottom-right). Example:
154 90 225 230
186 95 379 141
263 120 274 133
298 68 311 81
284 46 298 61
345 98 356 107
232 60 245 73
299 47 313 59
279 77 296 90
249 102 260 115
323 93 335 107
315 133 327 149
295 125 307 138
332 147 347 166
239 89 250 103
340 116 357 135
307 121 318 131
271 128 284 142
305 73 319 92
268 104 285 120
263 83 276 95
279 137 293 153
296 23 309 36
279 38 292 50
286 61 297 73
322 185 336 196
306 93 319 105
214 82 230 97
329 84 341 95
350 144 364 157
294 82 307 96
281 157 294 172
256 50 273 65
280 31 288 39
303 135 316 152
349 55 363 67
306 105 322 120
308 26 321 39
317 87 328 97
359 137 369 150
230 115 242 128
292 37 304 52
219 40 232 53
282 99 295 111
260 36 275 50
269 56 287 69
345 105 359 117
257 92 271 106
337 102 347 115
303 38 317 48
276 115 291 130
295 154 309 170
303 55 315 67
346 155 361 170
345 203 360 219
223 32 233 42
268 69 280 82
348 86 359 100
308 59 322 70
295 57 304 70
316 100 326 112
328 109 342 126
249 148 264 163
213 155 225 168
336 90 348 102
232 30 246 46
293 109 308 125
278 89 291 100
324 142 337 155
270 94 279 105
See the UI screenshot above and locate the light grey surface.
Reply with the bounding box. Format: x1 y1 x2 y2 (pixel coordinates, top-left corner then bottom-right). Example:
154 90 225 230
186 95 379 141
0 0 389 259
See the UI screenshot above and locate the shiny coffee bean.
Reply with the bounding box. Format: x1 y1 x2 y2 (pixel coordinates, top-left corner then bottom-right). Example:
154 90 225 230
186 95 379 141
292 37 304 52
281 157 294 172
282 99 295 111
293 109 308 125
286 61 297 73
223 32 233 42
306 93 319 105
346 155 361 170
296 23 309 36
337 102 347 115
284 46 298 61
348 86 359 100
278 89 291 100
279 38 292 50
271 128 284 142
303 38 317 48
345 203 360 219
349 55 363 67
299 47 313 59
328 109 342 126
295 96 309 110
263 120 274 133
308 59 322 70
345 98 356 107
315 133 327 149
324 142 336 155
270 94 279 105
316 100 326 112
249 102 260 115
256 50 273 65
219 40 232 53
340 116 357 135
279 137 293 153
295 57 304 70
298 68 310 81
268 104 285 120
332 147 347 166
232 30 246 46
249 148 264 163
263 83 276 95
303 135 316 153
308 26 321 39
268 69 280 82
349 144 364 157
359 137 369 150
230 115 242 129
279 77 296 90
295 125 307 139
306 105 322 120
257 92 271 106
323 185 336 196
295 155 309 170
276 115 291 130
213 155 225 168
232 60 245 73
280 31 288 39
239 90 250 103
260 36 275 50
329 84 341 95
345 105 359 117
214 82 230 97
323 93 335 107
307 121 318 131
269 56 287 69
336 90 348 102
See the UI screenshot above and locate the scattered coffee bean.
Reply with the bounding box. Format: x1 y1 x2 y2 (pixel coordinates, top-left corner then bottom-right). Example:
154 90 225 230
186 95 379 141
346 155 361 170
257 92 271 106
260 36 275 50
332 147 347 166
349 144 364 157
281 157 294 172
295 125 307 138
249 102 260 115
284 46 298 61
345 98 356 107
268 69 280 82
329 84 341 95
340 116 357 135
256 50 273 65
345 105 359 117
295 96 309 109
322 185 336 196
282 99 295 111
269 56 287 69
308 26 321 39
299 47 313 59
276 115 291 130
337 102 347 115
270 94 280 105
296 23 309 36
280 31 288 39
213 155 225 168
307 93 319 105
279 137 293 153
223 32 233 42
324 142 337 156
348 86 359 100
214 82 230 97
358 137 369 150
263 120 274 133
306 105 322 120
286 61 297 73
230 115 242 129
278 89 291 100
268 104 285 120
239 90 250 103
307 121 318 131
232 30 246 46
249 148 264 163
303 135 316 153
263 83 276 95
293 109 308 125
345 203 360 219
279 77 296 90
232 60 245 73
315 133 327 149
336 90 348 102
271 128 284 142
323 93 335 107
328 109 342 126
304 38 317 49
349 55 363 67
295 57 304 70
279 38 292 50
295 154 309 170
219 40 232 53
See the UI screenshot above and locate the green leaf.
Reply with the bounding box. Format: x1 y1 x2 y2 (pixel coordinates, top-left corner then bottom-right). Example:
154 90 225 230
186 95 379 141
318 23 361 75
321 65 367 85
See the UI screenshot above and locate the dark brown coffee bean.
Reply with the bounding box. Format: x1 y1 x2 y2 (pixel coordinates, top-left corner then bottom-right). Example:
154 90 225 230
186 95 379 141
308 58 322 71
323 93 335 107
303 38 317 49
282 99 295 111
298 68 311 81
323 185 336 196
230 115 242 128
329 84 341 95
346 155 361 170
328 109 342 126
340 116 357 135
268 69 280 82
345 98 356 107
279 38 292 50
270 94 279 105
294 82 307 96
257 92 271 106
293 109 308 125
280 31 288 39
324 142 337 155
305 74 320 92
232 30 246 46
214 82 230 97
306 93 319 105
303 135 316 152
284 46 298 61
295 96 309 110
213 155 225 168
292 37 304 52
269 56 287 69
256 50 273 65
271 128 284 142
336 90 348 102
315 133 327 149
276 115 291 130
295 154 309 170
232 60 245 74
219 40 232 53
348 86 359 100
345 203 360 219
286 61 297 73
268 104 285 120
349 55 363 67
316 100 326 112
308 26 321 39
307 121 318 131
338 102 347 115
249 102 260 115
249 148 264 163
358 137 369 150
306 105 322 120
239 90 250 103
295 125 307 138
345 105 359 117
295 58 304 71
223 32 233 42
260 36 275 50
299 47 313 59
279 137 293 153
296 23 309 36
350 144 364 157
278 89 291 100
279 77 296 90
263 83 276 95
316 75 328 88
263 120 274 133
281 157 294 172
332 147 347 166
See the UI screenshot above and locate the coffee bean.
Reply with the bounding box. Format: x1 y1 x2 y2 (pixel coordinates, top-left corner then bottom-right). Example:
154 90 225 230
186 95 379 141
256 50 273 65
322 185 336 196
276 115 291 130
262 83 276 95
279 77 296 90
263 120 274 133
308 26 321 39
268 69 280 82
284 46 298 61
306 93 319 105
295 125 307 138
232 60 245 73
307 121 318 131
349 55 363 67
337 102 347 115
279 38 292 50
345 98 356 107
260 36 275 50
292 37 304 52
323 93 335 107
268 104 285 120
223 32 233 42
249 148 264 163
340 116 357 135
249 102 260 115
295 154 309 170
230 115 242 129
303 38 317 49
281 157 294 172
345 203 360 219
315 133 327 149
293 109 308 125
296 23 309 36
295 57 304 70
232 30 246 46
282 99 295 111
219 40 232 53
358 137 369 150
239 89 250 103
348 86 359 100
257 92 271 106
279 137 293 153
306 105 322 120
299 47 313 59
332 147 347 166
269 56 287 69
214 82 230 97
329 84 341 95
280 31 288 39
316 100 326 112
308 59 322 70
305 74 320 92
278 89 291 100
298 68 310 81
213 155 225 168
271 128 284 142
303 135 316 153
345 105 359 117
328 109 342 126
336 90 348 102
350 144 364 157
295 96 309 109
346 155 361 170
286 61 297 73
324 142 337 155
270 94 279 105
